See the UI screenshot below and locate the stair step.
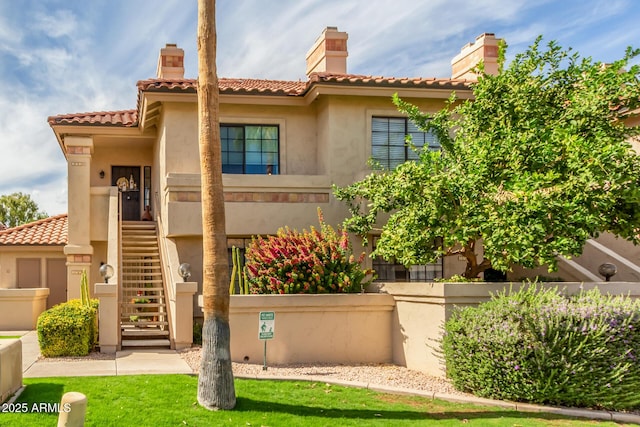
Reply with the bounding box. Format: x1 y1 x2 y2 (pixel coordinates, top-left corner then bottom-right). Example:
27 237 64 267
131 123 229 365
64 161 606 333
122 221 156 227
122 279 163 284
122 260 160 264
121 320 169 327
124 311 165 316
122 271 162 278
122 287 164 292
121 339 170 348
122 251 159 255
122 329 169 337
122 302 165 308
121 265 161 270
122 290 163 295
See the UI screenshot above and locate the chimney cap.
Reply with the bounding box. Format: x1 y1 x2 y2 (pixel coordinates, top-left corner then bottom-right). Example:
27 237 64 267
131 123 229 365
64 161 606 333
305 26 348 77
451 33 502 80
157 43 185 79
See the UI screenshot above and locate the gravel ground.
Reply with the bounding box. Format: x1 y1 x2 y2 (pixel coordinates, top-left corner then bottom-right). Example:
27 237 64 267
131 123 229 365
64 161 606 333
179 346 470 397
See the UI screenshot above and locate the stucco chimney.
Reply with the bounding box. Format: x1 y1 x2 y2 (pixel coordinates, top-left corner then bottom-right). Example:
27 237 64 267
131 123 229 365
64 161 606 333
306 27 348 77
157 43 184 79
451 33 502 80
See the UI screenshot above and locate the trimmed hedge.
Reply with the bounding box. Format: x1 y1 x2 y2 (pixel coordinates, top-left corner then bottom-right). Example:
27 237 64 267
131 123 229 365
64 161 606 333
442 285 640 411
37 299 99 357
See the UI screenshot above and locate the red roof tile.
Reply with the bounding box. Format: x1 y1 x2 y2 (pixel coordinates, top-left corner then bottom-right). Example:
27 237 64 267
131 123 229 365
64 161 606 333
48 110 137 127
0 214 68 246
309 72 473 90
48 73 472 127
136 78 307 96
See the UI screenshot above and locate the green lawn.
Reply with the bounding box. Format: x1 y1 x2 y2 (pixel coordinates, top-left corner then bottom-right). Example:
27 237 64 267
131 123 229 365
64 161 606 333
1 375 629 426
0 335 21 339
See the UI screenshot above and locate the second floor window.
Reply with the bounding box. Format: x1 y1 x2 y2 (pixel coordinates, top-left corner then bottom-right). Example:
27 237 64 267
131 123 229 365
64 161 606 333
221 124 279 174
371 117 439 169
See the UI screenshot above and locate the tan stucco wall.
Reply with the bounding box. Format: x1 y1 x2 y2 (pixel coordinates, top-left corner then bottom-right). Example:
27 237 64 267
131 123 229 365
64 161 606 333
0 339 22 403
0 248 65 289
91 140 154 189
227 294 395 365
0 288 49 329
373 281 640 377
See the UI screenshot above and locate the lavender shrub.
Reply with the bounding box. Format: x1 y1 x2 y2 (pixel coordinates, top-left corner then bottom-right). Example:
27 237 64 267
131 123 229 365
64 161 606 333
442 284 640 411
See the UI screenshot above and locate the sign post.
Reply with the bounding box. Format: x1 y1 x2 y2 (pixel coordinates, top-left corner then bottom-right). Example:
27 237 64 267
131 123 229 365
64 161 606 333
259 311 275 370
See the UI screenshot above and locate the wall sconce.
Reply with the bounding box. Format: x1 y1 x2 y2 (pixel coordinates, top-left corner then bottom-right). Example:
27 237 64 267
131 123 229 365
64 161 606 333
99 170 105 179
598 262 617 282
99 264 114 283
179 263 191 282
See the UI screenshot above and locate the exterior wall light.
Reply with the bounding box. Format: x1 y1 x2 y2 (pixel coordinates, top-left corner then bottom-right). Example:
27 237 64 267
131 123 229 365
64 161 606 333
598 262 617 282
99 170 105 179
179 263 191 282
99 264 114 283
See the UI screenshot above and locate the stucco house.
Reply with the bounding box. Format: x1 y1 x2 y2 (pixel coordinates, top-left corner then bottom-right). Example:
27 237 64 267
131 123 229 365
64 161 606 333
2 28 638 350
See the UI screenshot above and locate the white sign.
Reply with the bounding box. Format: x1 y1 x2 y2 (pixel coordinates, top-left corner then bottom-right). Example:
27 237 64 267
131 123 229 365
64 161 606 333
259 311 275 340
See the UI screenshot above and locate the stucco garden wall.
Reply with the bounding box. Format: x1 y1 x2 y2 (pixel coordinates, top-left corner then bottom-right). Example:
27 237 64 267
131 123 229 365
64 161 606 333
0 339 21 403
227 294 395 365
371 281 640 378
0 288 49 329
200 282 640 378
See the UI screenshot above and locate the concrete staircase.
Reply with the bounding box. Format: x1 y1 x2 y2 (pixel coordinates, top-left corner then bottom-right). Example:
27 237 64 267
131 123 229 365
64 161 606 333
120 221 170 349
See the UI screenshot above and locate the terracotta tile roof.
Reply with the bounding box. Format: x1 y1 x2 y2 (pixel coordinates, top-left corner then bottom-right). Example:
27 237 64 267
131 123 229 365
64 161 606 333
136 78 307 96
136 74 471 95
48 73 472 127
47 110 137 127
309 72 473 90
0 214 68 246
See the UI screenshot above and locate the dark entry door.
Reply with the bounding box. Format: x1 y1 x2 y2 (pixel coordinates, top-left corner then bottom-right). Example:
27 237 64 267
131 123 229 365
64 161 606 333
112 166 141 221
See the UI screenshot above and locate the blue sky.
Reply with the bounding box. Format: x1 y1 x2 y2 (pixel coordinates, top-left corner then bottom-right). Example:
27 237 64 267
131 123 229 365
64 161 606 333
0 0 639 216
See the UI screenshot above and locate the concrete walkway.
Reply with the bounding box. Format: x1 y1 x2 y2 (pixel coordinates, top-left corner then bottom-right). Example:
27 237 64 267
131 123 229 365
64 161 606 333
3 330 192 378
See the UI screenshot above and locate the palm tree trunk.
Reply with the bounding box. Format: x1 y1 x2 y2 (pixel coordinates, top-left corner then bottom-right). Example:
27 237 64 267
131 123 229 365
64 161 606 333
196 0 236 410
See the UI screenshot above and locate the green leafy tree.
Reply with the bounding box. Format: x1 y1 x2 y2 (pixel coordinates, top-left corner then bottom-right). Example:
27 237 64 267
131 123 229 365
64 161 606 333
335 37 640 279
0 192 48 228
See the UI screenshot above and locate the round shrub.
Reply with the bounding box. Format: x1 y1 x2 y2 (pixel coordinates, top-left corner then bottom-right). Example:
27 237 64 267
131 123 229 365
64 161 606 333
245 209 375 294
442 285 640 411
37 298 99 357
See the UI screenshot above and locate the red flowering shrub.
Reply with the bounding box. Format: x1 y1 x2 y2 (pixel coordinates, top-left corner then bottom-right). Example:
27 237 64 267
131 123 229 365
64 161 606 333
245 209 375 294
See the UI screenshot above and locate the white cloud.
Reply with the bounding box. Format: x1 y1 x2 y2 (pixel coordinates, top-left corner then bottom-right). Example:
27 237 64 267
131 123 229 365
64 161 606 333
32 10 78 39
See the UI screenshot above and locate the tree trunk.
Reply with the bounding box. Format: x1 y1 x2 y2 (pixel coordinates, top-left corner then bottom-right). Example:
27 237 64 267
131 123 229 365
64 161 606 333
196 0 236 410
462 240 492 279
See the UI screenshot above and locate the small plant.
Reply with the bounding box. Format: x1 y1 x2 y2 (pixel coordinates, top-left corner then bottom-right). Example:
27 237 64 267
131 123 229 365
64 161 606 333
229 246 249 294
245 209 375 294
442 284 640 411
80 269 90 307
